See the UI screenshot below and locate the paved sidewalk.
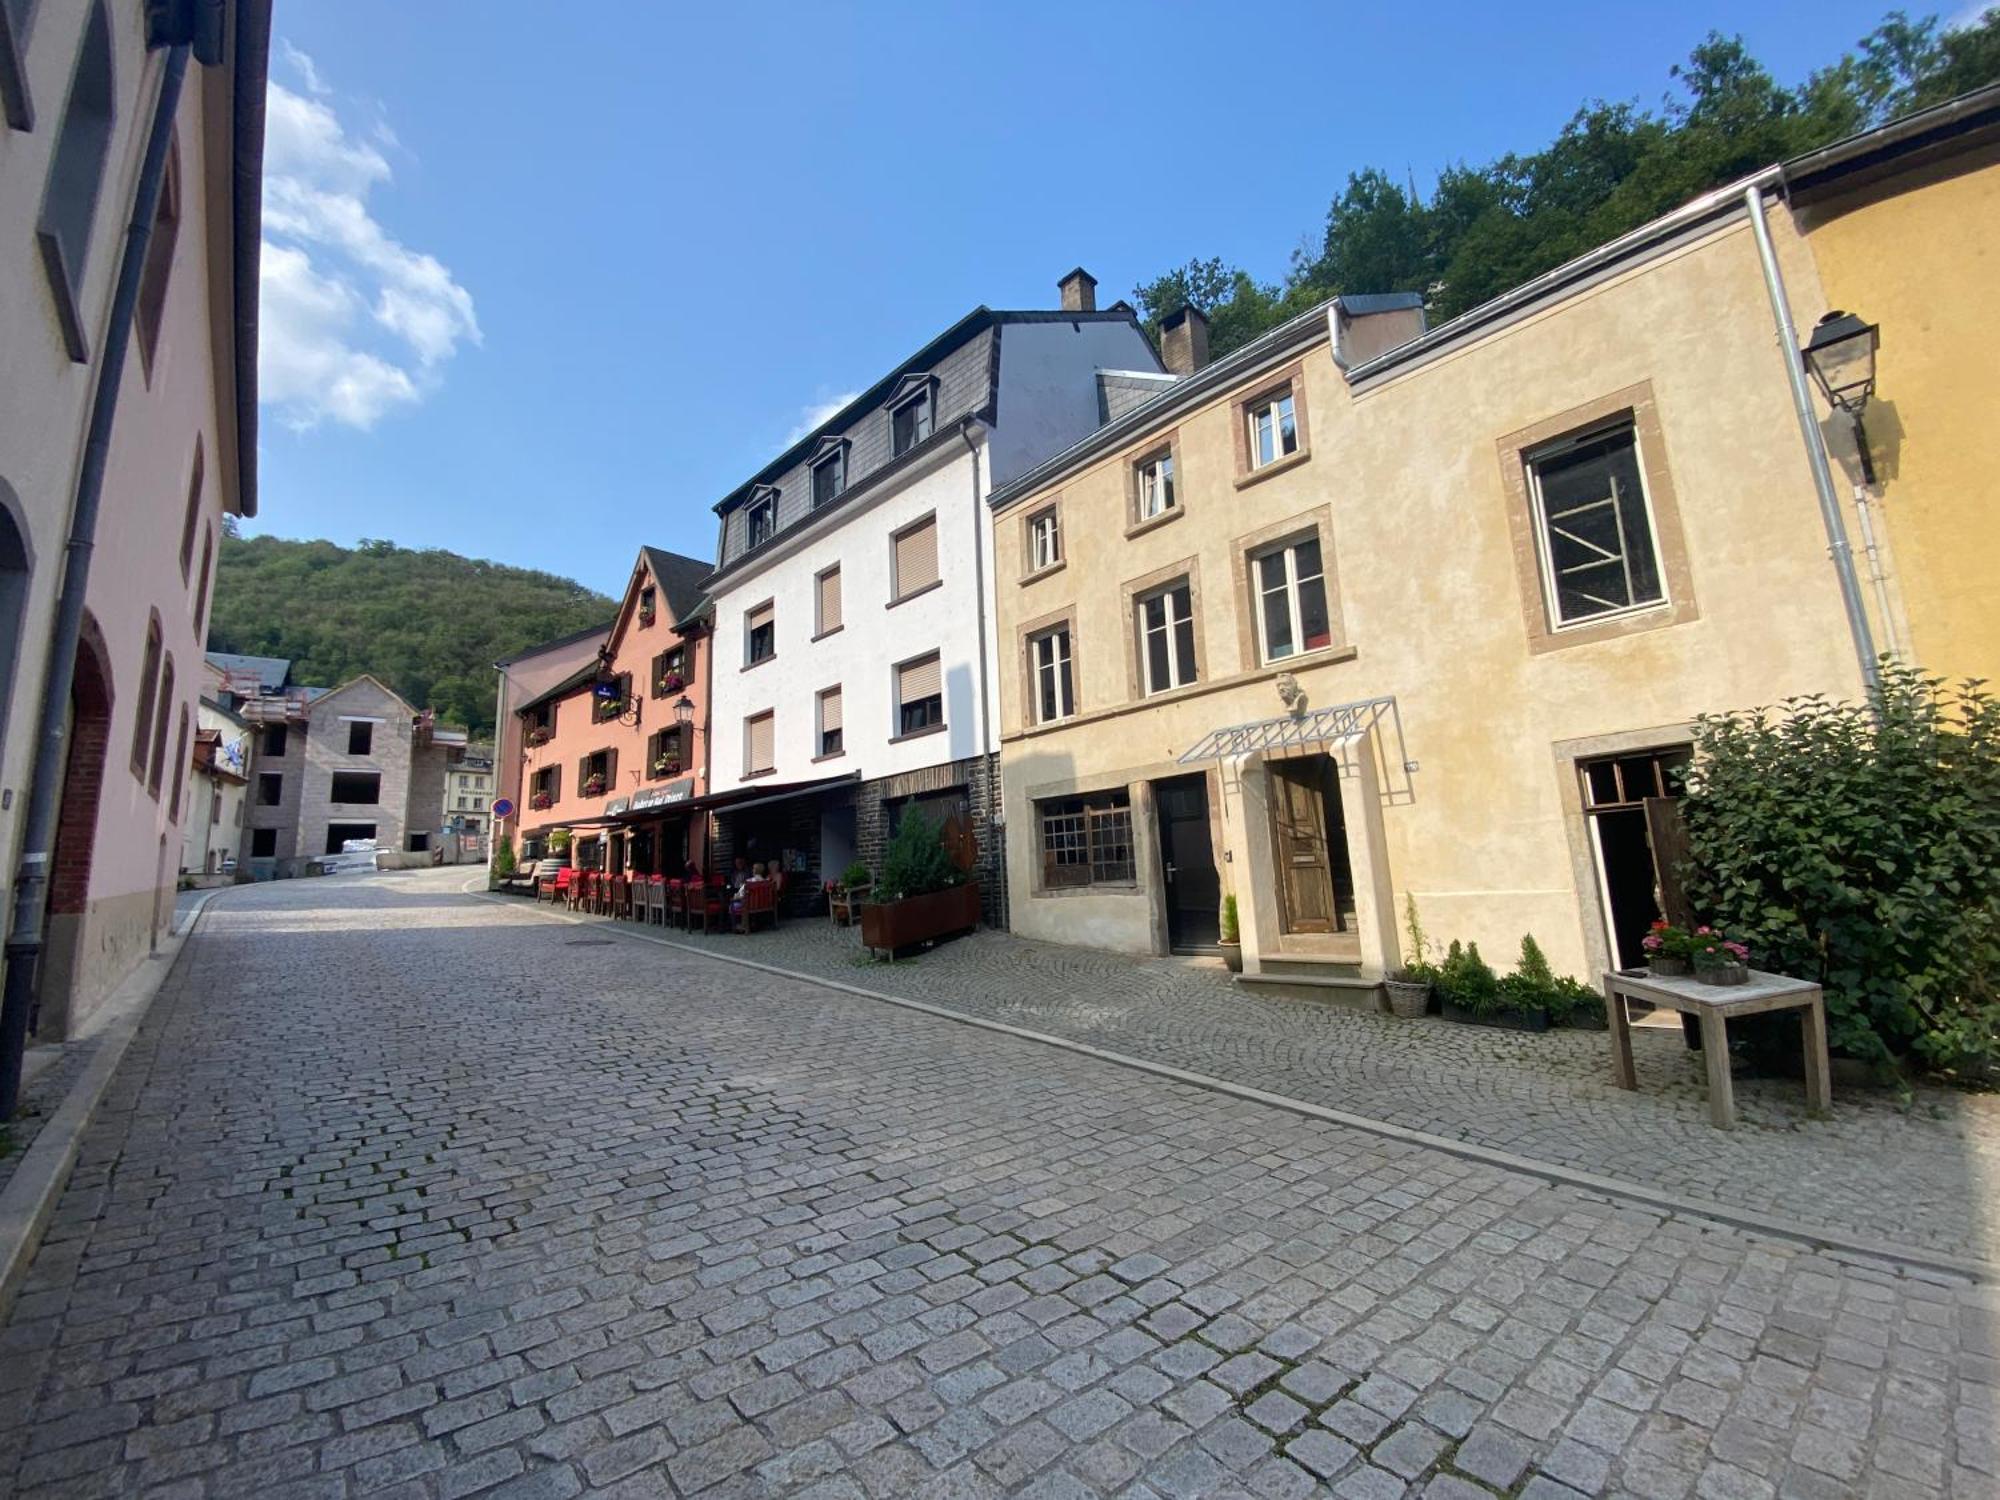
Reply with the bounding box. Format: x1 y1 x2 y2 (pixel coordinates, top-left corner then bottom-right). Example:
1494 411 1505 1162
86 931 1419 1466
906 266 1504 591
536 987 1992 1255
521 889 2000 1265
2 871 1994 1500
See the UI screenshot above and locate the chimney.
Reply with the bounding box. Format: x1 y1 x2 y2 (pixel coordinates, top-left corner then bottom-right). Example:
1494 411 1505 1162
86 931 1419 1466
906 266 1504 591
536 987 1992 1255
1159 304 1210 376
1057 267 1097 314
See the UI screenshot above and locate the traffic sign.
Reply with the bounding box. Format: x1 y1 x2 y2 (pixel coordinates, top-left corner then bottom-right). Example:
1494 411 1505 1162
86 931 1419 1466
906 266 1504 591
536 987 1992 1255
491 797 515 819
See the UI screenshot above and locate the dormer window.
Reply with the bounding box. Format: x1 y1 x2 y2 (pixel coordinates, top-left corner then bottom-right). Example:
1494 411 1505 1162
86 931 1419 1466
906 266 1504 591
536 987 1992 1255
810 437 848 509
638 585 656 626
746 488 779 548
889 375 936 457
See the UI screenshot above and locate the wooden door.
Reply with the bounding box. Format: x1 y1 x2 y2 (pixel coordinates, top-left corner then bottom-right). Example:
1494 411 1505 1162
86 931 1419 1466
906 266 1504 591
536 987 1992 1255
1269 758 1337 934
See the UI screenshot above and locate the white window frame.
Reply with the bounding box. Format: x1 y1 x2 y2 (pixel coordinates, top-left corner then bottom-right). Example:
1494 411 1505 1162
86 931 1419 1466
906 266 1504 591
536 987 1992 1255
1137 581 1197 696
1030 626 1074 724
1247 388 1299 470
1525 421 1668 631
1028 507 1061 572
1251 536 1331 664
1136 450 1176 520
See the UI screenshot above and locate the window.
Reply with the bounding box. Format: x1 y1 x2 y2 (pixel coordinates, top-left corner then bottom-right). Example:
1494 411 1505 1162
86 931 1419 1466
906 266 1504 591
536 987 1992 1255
210 790 221 824
1137 581 1197 694
652 646 686 697
37 1 114 360
817 686 843 758
262 725 287 757
896 653 943 737
891 384 933 456
578 748 614 797
1135 450 1176 521
168 707 189 821
747 492 777 548
593 672 632 721
257 773 282 806
529 765 561 809
1030 627 1074 725
892 515 939 601
347 720 374 755
1527 422 1664 627
1039 790 1135 889
816 565 842 637
131 616 162 775
745 711 775 776
647 726 686 779
250 827 278 858
745 603 775 665
1027 507 1061 573
0 0 36 130
137 138 179 377
1253 536 1332 663
193 525 213 633
148 656 175 796
812 448 845 508
329 771 381 805
1247 386 1299 470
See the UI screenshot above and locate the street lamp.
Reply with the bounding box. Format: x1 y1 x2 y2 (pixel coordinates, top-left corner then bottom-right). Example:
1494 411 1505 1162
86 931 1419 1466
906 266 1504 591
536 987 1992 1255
1802 310 1880 483
674 694 696 729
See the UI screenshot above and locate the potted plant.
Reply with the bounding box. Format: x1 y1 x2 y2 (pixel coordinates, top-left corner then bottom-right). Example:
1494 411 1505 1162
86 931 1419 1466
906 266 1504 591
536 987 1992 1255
859 812 980 957
547 828 572 856
1218 894 1242 973
1383 895 1435 1018
529 790 554 811
1642 920 1694 977
658 671 685 694
1439 939 1549 1032
527 726 553 747
596 697 625 722
1691 927 1751 985
652 755 682 777
581 774 607 797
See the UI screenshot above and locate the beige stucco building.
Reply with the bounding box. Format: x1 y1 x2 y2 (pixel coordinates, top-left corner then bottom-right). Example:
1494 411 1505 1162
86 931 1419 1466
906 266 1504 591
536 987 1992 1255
987 166 1941 999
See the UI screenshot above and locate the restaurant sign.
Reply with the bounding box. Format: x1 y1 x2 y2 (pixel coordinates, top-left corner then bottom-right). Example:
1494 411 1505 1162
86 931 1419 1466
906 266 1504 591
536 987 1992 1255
628 778 695 813
605 797 631 815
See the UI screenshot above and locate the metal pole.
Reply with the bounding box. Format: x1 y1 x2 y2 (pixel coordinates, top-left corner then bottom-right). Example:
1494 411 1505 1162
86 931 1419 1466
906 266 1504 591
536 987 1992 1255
1742 183 1880 696
0 45 192 1120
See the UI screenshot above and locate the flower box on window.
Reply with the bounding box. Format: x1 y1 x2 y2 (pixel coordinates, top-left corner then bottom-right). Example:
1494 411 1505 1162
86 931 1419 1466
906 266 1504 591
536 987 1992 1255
595 699 625 721
638 606 657 626
657 672 685 695
529 791 554 811
651 757 682 777
581 775 607 797
526 726 552 747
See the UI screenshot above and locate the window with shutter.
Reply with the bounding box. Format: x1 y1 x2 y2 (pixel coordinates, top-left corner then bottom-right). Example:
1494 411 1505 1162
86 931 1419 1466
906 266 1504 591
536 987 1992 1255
816 566 842 636
896 653 943 736
746 601 775 664
745 712 775 775
893 516 939 601
817 686 843 758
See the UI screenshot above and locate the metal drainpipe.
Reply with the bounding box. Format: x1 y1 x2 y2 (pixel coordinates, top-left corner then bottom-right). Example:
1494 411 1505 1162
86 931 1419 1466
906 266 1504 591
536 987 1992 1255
1849 481 1903 662
957 419 1001 929
1742 183 1881 697
0 44 194 1120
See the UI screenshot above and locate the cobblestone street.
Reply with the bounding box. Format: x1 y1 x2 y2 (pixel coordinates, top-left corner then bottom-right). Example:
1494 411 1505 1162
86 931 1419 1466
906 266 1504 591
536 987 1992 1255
2 871 1996 1500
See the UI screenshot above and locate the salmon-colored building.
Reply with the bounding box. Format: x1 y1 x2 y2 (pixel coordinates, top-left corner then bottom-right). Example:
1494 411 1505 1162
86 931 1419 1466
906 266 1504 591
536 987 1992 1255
513 547 713 876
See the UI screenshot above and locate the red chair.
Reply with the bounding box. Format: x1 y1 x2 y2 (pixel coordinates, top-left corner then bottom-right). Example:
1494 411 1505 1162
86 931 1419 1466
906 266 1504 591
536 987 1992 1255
733 879 776 934
609 874 628 920
556 867 578 909
685 879 725 933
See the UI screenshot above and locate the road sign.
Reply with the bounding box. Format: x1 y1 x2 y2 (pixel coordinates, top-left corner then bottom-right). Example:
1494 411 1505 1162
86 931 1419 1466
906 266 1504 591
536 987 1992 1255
491 797 515 819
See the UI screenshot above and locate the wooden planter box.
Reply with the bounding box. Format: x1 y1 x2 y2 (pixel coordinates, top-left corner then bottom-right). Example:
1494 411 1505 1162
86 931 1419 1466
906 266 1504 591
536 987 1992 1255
861 882 980 957
1442 1001 1550 1033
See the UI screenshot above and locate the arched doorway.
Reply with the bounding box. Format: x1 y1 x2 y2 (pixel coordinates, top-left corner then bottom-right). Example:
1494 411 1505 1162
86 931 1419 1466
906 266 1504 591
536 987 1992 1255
36 614 113 1040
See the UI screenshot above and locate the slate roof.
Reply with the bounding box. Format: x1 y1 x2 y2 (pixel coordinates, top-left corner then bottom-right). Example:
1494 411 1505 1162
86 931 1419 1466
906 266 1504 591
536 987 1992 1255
638 547 713 625
206 652 291 691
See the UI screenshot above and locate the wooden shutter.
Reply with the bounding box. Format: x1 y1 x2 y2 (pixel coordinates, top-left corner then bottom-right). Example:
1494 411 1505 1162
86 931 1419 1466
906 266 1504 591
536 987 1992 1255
818 568 842 634
898 654 941 706
747 713 774 773
605 747 618 789
894 517 939 597
551 765 562 802
820 687 842 734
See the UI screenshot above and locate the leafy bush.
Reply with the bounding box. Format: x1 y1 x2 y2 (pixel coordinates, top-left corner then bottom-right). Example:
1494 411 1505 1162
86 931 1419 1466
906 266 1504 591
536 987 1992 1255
839 862 872 890
873 812 964 903
1220 894 1239 944
491 838 516 880
1681 665 2000 1077
1436 940 1503 1016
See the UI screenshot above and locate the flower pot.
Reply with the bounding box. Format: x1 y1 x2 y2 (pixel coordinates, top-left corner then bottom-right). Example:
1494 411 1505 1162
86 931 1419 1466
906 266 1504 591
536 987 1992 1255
860 882 981 956
1694 960 1749 986
1218 941 1242 974
1384 979 1431 1019
1647 956 1691 978
1442 1001 1550 1033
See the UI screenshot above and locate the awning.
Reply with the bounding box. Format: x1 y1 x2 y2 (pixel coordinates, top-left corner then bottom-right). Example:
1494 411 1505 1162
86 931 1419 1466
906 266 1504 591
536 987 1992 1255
714 769 861 817
1178 695 1400 766
603 769 862 824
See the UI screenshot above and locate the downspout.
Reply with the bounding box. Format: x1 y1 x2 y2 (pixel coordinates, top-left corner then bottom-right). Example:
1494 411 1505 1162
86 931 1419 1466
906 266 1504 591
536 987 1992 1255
1742 182 1881 697
958 419 1001 929
0 43 194 1120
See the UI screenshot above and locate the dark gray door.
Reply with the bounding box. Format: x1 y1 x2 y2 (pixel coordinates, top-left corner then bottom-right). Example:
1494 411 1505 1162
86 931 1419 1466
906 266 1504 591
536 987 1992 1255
1155 775 1220 950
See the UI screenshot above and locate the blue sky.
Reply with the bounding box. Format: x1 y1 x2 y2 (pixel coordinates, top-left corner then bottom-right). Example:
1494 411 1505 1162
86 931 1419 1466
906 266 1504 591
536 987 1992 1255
256 0 1931 597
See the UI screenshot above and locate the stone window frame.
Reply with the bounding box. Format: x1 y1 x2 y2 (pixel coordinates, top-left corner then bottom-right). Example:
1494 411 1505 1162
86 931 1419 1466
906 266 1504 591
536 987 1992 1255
1228 505 1349 674
1125 428 1186 538
1014 602 1081 733
136 131 180 382
130 610 163 778
813 684 845 763
1119 555 1208 704
742 597 777 671
1496 380 1697 654
1021 496 1065 583
1231 361 1312 488
888 510 943 608
890 647 946 744
36 0 114 362
742 709 776 780
813 563 843 641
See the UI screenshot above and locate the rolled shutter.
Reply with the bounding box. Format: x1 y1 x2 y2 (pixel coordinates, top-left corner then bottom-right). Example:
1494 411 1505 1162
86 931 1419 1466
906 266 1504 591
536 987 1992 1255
747 713 774 773
898 654 941 705
748 602 772 633
820 688 842 734
818 568 842 633
894 517 939 597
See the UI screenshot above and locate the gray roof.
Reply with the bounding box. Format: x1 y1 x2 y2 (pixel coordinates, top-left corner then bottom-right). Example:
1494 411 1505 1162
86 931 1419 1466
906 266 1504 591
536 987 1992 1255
639 547 713 625
206 652 291 691
1335 292 1426 316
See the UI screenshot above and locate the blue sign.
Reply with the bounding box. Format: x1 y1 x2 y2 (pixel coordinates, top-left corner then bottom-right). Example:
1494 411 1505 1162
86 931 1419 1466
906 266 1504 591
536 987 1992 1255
491 797 515 819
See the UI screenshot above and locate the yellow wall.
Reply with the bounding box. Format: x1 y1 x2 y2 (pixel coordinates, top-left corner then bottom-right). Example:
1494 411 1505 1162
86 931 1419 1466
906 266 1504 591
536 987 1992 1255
992 207 1871 983
1790 154 2000 686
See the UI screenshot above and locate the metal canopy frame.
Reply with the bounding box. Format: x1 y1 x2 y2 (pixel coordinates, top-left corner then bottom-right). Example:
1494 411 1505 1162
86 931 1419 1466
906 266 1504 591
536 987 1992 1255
1178 695 1413 805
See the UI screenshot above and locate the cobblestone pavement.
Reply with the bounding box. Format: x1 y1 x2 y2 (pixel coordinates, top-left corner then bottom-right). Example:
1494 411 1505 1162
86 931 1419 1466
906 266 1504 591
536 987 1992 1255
3 872 1997 1500
517 886 2000 1265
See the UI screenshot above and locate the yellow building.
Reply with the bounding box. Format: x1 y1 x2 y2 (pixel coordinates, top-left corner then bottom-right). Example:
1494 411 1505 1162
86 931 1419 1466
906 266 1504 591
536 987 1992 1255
1779 84 2000 687
985 134 1978 998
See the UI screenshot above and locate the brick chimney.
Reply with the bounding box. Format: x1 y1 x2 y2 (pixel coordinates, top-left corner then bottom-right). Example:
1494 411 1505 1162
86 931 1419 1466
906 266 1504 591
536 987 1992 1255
1057 267 1097 314
1159 304 1210 376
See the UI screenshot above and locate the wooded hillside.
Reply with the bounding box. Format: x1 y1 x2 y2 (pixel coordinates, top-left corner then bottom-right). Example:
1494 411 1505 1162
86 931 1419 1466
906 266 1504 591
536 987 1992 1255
207 533 614 738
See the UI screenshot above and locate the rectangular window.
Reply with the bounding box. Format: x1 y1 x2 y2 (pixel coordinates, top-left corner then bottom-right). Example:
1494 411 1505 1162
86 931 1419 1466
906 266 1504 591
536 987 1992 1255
347 720 374 756
746 603 775 665
257 773 283 806
1136 450 1176 521
329 771 381 805
131 623 162 775
1526 422 1665 627
578 748 613 797
653 646 686 697
893 515 939 601
1247 387 1299 469
892 387 933 455
210 791 221 824
812 450 845 508
530 765 561 808
896 653 943 736
262 725 287 757
593 671 633 721
747 494 777 548
638 584 657 623
647 726 686 779
816 565 842 636
1027 507 1061 572
1137 581 1197 694
817 686 843 758
745 711 775 776
250 828 278 858
1038 790 1135 889
1253 536 1333 663
1030 626 1074 725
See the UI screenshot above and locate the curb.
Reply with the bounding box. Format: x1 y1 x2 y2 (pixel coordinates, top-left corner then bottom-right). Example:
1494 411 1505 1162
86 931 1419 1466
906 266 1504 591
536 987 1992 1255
0 890 218 1324
478 891 1996 1285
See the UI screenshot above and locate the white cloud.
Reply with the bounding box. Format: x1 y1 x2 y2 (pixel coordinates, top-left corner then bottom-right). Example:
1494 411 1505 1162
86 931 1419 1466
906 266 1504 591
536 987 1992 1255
259 49 479 431
787 392 860 444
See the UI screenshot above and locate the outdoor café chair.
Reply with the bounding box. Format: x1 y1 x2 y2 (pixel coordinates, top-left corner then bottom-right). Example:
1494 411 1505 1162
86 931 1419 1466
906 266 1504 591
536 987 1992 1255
686 878 725 934
733 879 777 935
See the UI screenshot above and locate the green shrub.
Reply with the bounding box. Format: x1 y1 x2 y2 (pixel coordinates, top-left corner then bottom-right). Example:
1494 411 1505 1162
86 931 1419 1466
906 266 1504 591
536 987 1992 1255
1681 665 2000 1077
1400 894 1437 981
840 861 872 890
1220 893 1240 943
491 838 516 880
1437 940 1503 1015
1498 933 1555 1016
874 811 964 903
